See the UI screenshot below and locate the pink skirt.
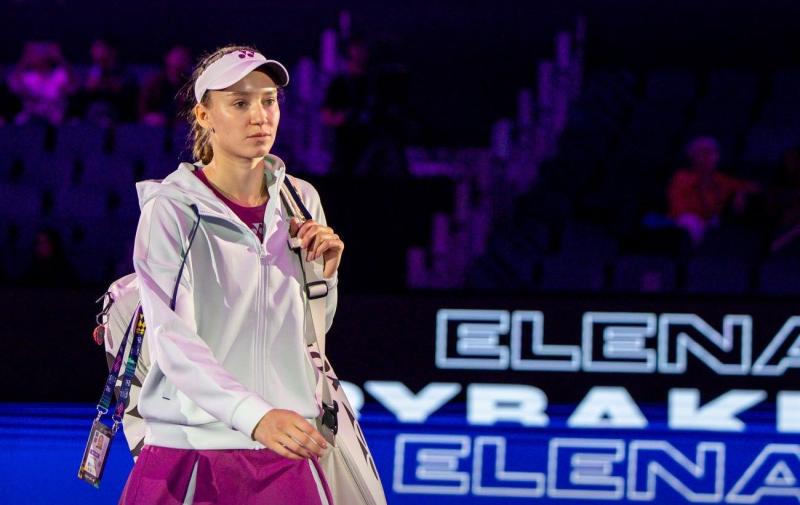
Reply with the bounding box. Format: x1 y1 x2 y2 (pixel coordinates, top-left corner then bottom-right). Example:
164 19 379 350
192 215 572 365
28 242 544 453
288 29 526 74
119 445 333 505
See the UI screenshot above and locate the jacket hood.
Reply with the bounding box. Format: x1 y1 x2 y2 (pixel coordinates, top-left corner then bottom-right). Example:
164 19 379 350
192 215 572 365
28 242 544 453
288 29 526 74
136 154 287 219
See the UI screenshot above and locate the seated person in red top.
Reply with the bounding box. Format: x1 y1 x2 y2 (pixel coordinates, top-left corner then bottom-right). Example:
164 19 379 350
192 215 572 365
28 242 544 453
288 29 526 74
667 136 759 244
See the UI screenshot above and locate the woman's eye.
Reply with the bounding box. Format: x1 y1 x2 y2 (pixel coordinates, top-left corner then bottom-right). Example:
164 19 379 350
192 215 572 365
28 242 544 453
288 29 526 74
263 98 276 106
233 101 247 108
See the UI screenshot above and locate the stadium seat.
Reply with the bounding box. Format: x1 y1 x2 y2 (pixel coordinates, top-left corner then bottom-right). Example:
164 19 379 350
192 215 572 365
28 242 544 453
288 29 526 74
0 124 48 157
80 153 139 190
685 256 752 294
53 122 108 158
612 255 677 293
171 123 192 160
464 252 536 291
559 221 619 262
757 257 800 295
539 253 606 292
19 151 76 189
0 183 43 219
695 226 763 262
0 220 35 281
53 187 110 220
742 124 800 164
645 69 696 106
113 123 167 158
480 222 549 289
707 69 758 106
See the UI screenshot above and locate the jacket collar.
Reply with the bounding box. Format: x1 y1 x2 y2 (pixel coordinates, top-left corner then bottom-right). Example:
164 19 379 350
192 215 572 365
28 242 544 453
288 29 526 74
136 155 288 240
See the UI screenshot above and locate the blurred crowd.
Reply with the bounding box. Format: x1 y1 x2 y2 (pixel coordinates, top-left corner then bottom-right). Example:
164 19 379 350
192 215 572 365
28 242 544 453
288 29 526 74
1 38 412 177
0 40 191 127
0 37 418 288
3 39 799 293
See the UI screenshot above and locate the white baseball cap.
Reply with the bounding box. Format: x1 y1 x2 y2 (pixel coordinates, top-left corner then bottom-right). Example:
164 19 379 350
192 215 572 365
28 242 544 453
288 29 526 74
194 49 289 103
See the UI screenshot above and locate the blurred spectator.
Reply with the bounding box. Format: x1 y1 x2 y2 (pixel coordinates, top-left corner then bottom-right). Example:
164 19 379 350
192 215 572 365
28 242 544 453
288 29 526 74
322 38 372 174
21 228 77 287
667 136 759 244
767 147 800 253
139 45 192 126
7 41 77 125
357 53 411 177
75 38 138 125
0 80 21 126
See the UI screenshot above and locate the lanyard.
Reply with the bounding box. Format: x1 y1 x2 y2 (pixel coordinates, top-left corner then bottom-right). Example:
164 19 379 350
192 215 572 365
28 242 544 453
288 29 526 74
113 308 145 428
94 306 144 433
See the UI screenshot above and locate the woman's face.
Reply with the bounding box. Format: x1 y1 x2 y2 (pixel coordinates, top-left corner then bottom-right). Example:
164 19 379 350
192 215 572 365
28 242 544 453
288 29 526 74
201 70 280 161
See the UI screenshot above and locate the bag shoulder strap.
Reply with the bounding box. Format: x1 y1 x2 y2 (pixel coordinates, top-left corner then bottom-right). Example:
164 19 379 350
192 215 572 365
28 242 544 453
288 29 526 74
278 178 336 423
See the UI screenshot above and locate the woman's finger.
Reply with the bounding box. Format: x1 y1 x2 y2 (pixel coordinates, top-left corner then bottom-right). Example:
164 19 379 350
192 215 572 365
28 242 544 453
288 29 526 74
270 440 303 460
308 233 333 260
301 227 320 250
298 221 328 241
296 220 315 238
281 435 312 459
311 235 342 262
307 429 329 452
292 419 329 452
301 225 334 250
288 217 302 237
288 426 324 457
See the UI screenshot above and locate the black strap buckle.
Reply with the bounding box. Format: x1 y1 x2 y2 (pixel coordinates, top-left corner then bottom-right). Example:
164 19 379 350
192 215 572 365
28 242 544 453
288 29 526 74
321 400 338 435
306 280 328 300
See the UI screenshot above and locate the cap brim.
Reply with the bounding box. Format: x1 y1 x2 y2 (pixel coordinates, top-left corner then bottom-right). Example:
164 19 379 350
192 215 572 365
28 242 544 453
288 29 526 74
208 59 289 91
195 53 290 103
257 61 290 88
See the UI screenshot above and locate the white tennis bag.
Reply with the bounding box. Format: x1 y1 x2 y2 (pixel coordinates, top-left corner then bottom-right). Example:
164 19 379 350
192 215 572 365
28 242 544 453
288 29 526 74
95 176 387 504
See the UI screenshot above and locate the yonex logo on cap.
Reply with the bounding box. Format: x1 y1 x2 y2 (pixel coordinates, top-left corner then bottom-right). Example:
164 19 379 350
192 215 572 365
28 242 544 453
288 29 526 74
238 50 255 59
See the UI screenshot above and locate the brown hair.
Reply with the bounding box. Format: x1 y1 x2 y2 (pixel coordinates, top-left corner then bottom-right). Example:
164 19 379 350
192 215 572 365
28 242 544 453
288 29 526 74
179 44 260 164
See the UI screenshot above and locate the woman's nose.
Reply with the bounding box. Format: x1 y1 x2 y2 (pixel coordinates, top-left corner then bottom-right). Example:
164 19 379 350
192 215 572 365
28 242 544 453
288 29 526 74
251 104 269 124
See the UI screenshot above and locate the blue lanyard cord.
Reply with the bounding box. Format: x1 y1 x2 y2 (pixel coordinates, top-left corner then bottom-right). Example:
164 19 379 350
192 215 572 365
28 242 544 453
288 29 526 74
112 308 145 431
96 309 136 415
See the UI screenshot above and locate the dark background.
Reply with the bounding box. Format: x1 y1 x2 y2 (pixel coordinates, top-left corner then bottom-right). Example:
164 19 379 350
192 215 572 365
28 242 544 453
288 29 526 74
5 287 794 403
1 0 798 402
3 0 799 146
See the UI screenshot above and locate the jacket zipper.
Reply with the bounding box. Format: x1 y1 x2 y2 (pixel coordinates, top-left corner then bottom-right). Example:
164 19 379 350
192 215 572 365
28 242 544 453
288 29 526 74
256 230 270 397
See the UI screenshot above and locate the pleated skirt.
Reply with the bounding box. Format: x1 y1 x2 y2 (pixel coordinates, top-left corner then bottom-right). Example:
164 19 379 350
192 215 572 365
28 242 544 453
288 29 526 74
119 445 333 504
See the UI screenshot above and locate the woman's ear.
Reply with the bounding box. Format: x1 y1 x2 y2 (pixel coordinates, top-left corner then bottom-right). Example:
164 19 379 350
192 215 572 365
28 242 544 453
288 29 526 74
194 103 212 131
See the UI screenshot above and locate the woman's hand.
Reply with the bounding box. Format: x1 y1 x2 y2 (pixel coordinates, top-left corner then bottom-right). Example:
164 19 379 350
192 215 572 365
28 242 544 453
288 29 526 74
290 218 344 278
252 409 328 460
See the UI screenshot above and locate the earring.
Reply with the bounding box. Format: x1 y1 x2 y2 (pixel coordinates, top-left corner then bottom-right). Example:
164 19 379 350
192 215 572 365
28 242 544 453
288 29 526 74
211 127 216 134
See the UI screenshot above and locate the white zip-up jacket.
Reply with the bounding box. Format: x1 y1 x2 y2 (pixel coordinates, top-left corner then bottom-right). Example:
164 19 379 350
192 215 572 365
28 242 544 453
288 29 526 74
133 155 337 450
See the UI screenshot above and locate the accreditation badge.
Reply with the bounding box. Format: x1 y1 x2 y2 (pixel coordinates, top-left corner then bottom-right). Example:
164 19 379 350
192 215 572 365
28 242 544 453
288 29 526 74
78 419 114 487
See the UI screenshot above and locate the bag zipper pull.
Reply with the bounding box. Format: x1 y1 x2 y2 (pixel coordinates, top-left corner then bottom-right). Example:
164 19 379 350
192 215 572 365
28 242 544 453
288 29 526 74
92 292 114 346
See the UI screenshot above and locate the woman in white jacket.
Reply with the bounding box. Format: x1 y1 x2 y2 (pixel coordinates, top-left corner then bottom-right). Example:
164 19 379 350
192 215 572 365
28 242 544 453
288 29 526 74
120 45 344 504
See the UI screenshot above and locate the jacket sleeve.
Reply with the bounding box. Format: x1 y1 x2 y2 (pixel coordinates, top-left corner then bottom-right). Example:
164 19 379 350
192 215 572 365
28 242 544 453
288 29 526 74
134 197 272 438
294 177 339 333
